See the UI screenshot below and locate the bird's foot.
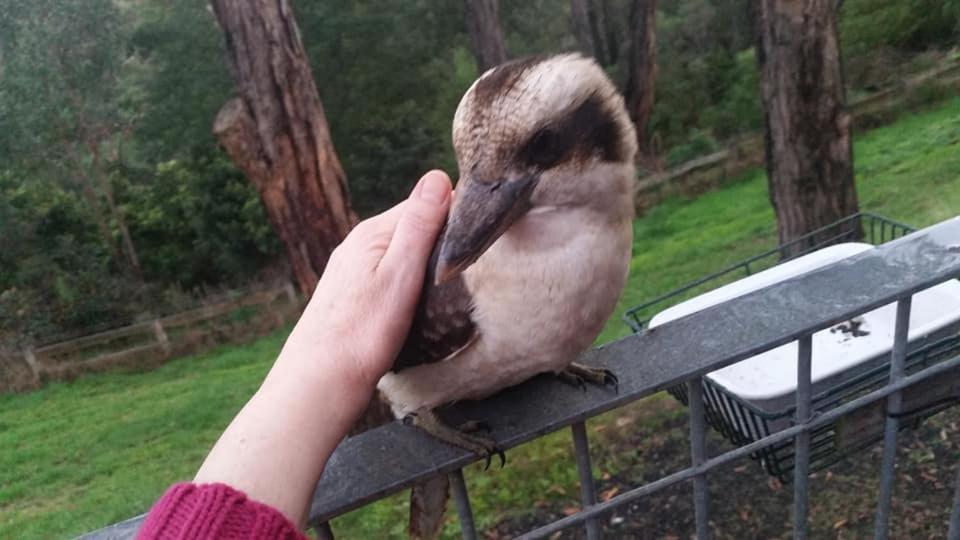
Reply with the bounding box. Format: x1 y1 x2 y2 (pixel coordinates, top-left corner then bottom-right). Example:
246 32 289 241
559 362 619 394
403 410 505 470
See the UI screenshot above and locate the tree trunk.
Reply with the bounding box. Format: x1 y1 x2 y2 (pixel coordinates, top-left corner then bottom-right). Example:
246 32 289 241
102 184 143 281
65 143 125 269
89 141 143 281
571 0 597 58
598 0 618 65
753 0 860 258
464 0 508 73
624 0 657 159
210 0 357 296
76 174 123 266
570 0 614 66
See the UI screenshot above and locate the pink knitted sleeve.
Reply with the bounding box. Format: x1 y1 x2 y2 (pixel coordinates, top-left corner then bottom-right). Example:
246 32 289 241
136 483 307 540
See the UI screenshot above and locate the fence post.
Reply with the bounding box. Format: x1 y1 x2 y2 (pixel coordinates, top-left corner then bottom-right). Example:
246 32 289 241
152 319 171 356
22 347 40 383
284 281 298 304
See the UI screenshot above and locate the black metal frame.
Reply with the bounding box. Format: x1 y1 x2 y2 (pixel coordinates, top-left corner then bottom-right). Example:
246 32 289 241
668 333 960 482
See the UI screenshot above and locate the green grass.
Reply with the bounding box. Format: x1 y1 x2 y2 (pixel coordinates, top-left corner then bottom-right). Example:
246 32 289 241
0 334 284 538
3 97 960 539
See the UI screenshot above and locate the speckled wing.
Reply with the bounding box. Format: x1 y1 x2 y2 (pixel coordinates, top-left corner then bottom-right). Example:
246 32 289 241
392 230 478 372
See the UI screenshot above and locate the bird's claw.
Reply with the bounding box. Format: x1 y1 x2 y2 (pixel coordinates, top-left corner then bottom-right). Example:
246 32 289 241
459 420 492 433
403 410 506 471
561 363 620 394
557 371 588 392
602 369 620 394
484 447 507 471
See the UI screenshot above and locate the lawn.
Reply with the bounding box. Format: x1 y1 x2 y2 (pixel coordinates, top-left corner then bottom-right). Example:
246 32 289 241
2 97 959 539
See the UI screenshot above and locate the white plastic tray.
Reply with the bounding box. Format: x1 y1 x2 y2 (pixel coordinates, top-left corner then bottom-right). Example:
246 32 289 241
649 242 960 404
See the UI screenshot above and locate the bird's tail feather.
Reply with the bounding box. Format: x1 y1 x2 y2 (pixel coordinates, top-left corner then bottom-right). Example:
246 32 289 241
409 474 451 540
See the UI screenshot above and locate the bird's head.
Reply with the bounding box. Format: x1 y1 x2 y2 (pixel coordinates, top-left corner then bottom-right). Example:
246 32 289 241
435 53 638 284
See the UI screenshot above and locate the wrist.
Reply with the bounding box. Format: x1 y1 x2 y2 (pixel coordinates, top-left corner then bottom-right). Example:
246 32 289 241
262 354 376 435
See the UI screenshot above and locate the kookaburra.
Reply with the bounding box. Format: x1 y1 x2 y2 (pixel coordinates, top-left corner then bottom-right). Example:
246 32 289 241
377 53 636 537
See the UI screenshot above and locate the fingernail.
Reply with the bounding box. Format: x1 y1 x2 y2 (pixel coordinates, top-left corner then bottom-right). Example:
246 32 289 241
418 171 449 204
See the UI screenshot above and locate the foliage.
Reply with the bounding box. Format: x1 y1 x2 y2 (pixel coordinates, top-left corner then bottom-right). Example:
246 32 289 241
120 153 279 288
0 0 126 165
296 0 475 215
125 0 234 163
649 0 758 152
0 174 142 343
842 0 959 56
0 0 958 343
664 129 720 166
3 96 960 538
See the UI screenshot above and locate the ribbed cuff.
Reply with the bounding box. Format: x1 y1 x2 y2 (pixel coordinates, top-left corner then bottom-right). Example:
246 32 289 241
137 482 306 540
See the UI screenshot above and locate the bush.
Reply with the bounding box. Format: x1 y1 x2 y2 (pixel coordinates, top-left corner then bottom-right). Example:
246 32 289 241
665 130 720 167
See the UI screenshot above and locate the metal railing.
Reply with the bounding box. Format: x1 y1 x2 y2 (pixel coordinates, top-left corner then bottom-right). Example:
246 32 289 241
630 213 960 483
83 216 960 540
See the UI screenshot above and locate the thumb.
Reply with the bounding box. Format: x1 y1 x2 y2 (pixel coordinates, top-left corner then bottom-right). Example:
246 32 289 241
381 170 452 273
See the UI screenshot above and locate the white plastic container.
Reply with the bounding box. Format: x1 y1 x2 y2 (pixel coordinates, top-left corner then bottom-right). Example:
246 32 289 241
650 242 960 434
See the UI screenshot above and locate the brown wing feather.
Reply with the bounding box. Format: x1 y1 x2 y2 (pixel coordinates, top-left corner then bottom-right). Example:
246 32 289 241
392 227 478 372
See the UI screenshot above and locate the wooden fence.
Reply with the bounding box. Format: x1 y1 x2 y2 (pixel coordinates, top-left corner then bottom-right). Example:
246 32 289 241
0 282 303 393
635 57 960 214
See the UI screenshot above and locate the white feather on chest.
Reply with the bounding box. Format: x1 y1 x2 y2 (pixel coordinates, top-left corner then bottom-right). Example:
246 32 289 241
378 206 631 417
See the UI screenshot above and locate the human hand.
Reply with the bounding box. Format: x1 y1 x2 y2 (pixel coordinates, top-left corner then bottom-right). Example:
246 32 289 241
194 171 452 525
274 169 452 398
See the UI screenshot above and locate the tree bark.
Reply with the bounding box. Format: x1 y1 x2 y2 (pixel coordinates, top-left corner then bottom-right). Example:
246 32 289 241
570 0 614 66
210 0 357 296
571 0 597 58
89 140 143 281
464 0 508 73
753 0 860 257
624 0 657 159
65 142 125 270
598 0 619 65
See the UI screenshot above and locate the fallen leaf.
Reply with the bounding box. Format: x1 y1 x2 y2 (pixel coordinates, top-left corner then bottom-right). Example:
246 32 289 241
562 506 580 516
601 486 620 501
833 519 848 529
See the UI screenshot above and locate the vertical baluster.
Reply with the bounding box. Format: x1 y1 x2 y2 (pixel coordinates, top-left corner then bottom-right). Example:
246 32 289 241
688 378 711 539
449 469 478 540
948 466 960 540
794 335 813 540
571 421 601 540
874 298 912 540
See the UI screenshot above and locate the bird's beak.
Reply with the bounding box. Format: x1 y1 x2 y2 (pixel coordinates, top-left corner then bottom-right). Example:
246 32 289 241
434 175 538 284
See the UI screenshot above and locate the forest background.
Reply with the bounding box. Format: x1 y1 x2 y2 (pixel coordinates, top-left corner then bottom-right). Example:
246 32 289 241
2 0 959 348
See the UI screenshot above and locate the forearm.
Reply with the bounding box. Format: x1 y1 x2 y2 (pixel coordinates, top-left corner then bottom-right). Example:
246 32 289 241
188 171 449 528
193 356 374 527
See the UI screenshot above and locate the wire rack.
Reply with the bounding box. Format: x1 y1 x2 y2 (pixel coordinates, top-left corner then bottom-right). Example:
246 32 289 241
624 212 960 481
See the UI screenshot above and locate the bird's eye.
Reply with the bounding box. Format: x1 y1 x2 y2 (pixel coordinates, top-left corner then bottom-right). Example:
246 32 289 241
525 128 566 169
